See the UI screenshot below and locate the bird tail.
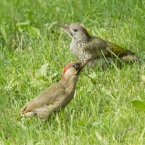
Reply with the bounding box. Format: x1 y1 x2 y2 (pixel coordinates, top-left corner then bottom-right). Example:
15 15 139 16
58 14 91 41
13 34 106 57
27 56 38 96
107 42 143 63
120 49 145 63
120 54 140 63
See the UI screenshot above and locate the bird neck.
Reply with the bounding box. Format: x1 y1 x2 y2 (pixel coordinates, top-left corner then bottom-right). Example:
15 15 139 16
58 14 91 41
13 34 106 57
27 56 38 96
72 39 85 44
62 76 78 90
72 35 91 43
66 77 78 94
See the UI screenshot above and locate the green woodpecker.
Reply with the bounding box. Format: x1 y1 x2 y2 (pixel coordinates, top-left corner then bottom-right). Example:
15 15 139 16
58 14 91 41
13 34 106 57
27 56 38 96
62 24 140 68
21 60 91 119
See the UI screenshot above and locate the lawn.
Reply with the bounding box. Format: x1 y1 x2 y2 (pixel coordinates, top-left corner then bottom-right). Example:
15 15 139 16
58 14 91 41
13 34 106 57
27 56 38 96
0 0 145 144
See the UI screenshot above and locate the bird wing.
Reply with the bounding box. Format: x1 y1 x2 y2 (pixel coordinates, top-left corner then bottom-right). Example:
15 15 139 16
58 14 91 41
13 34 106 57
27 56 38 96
105 42 128 57
82 36 107 58
87 37 133 57
85 37 138 61
88 36 107 51
34 95 69 118
21 81 66 113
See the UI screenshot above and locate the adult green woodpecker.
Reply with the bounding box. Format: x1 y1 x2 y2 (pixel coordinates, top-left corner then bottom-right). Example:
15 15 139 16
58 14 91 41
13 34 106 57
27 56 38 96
21 60 91 119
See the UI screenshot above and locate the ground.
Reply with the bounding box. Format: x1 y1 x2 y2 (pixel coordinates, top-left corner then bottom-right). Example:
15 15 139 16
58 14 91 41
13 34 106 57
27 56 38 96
0 0 145 144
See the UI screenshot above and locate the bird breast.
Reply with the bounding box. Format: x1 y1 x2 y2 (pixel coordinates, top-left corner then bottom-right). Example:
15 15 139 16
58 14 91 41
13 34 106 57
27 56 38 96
70 42 96 61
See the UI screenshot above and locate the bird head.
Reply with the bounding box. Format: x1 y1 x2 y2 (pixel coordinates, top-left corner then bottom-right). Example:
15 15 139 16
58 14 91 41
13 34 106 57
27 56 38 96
62 60 91 81
62 62 83 81
61 24 91 42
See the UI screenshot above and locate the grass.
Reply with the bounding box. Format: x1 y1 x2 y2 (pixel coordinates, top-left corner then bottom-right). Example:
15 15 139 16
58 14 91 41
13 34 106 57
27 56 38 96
0 0 145 144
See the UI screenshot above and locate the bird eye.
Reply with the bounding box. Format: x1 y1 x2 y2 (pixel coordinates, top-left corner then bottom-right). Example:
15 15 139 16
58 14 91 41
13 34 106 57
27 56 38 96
74 64 79 68
73 29 78 32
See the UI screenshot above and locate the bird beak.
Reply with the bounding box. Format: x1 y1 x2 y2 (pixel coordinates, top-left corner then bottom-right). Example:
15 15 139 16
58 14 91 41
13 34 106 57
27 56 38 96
80 56 98 68
59 24 73 37
59 24 70 32
76 58 95 75
80 61 89 68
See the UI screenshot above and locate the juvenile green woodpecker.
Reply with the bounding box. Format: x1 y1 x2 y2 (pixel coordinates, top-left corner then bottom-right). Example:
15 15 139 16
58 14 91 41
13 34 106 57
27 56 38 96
62 24 140 68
